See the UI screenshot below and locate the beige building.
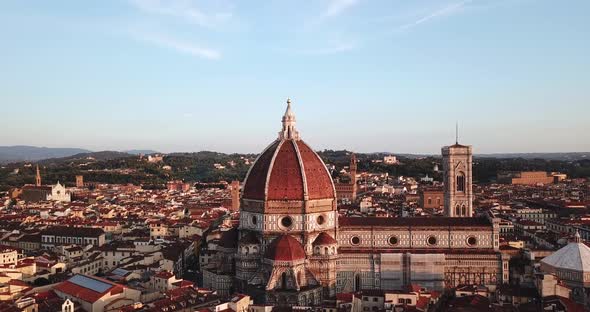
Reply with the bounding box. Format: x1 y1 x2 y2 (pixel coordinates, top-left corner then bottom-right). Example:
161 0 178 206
442 143 473 217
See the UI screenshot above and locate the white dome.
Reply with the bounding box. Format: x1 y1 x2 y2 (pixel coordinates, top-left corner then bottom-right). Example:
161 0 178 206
541 241 590 273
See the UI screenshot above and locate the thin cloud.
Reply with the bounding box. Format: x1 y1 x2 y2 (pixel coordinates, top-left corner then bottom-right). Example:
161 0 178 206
323 0 359 18
128 0 232 29
132 32 221 60
396 0 472 31
296 41 357 55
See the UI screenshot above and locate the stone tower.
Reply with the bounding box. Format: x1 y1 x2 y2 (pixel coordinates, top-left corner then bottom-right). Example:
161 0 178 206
349 153 358 200
442 140 473 218
35 165 42 186
76 175 84 188
230 180 240 212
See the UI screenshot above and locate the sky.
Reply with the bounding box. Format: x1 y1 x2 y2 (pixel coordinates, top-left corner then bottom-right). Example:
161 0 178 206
0 0 589 154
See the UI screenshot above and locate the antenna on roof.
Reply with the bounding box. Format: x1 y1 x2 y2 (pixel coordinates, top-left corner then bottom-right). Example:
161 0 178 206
455 121 459 144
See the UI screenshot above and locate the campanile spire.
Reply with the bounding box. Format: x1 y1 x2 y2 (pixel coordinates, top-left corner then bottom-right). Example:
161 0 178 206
279 98 300 140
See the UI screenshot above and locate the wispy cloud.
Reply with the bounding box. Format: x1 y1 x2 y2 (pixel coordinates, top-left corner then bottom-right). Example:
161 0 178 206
396 0 472 31
128 0 233 29
323 0 360 18
132 32 221 60
295 40 357 55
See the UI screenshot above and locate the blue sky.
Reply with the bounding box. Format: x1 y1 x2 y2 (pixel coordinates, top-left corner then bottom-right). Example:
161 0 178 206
1 0 589 154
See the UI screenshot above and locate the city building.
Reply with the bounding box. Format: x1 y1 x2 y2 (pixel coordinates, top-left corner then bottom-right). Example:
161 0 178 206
498 171 559 185
540 232 590 305
41 226 106 249
384 155 399 165
53 274 141 312
442 140 473 217
419 188 444 210
203 100 508 307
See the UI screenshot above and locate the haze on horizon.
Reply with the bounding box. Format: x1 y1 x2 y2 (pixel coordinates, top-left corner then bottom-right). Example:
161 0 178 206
0 0 589 155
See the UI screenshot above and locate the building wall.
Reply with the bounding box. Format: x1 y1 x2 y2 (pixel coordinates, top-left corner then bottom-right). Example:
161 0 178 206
420 190 444 209
512 172 554 185
336 252 506 293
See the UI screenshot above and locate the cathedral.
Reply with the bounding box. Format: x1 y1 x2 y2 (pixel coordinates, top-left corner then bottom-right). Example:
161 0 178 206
203 100 509 306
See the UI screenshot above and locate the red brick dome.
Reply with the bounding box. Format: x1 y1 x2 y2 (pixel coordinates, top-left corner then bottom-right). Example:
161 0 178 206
313 232 337 246
264 235 306 261
243 139 335 202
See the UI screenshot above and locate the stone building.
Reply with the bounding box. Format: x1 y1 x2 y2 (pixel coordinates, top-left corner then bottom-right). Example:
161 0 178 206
203 100 508 306
540 232 590 306
335 154 358 202
442 142 473 217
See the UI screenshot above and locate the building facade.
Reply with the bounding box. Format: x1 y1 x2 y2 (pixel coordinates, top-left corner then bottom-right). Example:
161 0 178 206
442 143 473 217
203 101 507 306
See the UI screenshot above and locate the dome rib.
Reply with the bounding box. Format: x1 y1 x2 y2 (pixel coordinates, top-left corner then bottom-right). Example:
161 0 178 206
292 139 309 200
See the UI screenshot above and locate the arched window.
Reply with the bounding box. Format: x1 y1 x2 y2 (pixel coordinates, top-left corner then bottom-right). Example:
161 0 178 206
461 205 467 216
281 272 288 290
354 274 361 292
456 172 466 192
324 247 329 255
455 205 461 216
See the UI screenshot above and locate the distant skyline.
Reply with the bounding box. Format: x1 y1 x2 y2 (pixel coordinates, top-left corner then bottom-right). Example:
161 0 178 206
1 0 589 154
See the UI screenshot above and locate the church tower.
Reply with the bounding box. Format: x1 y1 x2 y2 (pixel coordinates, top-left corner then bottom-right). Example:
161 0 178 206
442 132 473 217
230 180 240 212
35 165 42 186
349 153 358 200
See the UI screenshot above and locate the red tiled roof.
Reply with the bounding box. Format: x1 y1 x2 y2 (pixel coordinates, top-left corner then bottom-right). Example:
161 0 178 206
242 141 280 200
53 275 124 304
265 235 306 261
295 141 335 200
313 232 337 246
242 139 335 203
267 141 304 200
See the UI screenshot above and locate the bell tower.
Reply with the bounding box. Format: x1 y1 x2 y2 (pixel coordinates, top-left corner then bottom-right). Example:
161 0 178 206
349 153 358 200
35 165 42 186
442 126 473 217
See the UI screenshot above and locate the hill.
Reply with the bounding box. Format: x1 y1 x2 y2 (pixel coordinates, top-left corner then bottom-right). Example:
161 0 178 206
38 151 133 165
0 146 91 164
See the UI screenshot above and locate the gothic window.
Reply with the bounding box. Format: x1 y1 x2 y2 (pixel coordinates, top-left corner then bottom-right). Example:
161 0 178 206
461 205 467 216
354 274 361 292
455 205 461 216
456 173 466 192
324 247 329 255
